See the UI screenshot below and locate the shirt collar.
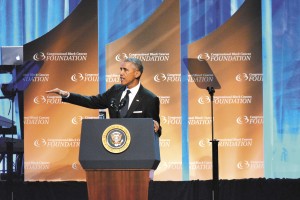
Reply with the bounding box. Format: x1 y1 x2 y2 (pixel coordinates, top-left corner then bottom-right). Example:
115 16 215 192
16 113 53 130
126 82 140 97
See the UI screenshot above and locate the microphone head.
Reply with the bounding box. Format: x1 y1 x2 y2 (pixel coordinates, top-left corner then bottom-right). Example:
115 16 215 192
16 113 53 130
119 98 126 108
110 98 116 108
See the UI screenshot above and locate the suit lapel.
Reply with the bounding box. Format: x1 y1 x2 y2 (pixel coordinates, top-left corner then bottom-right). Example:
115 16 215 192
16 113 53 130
115 89 123 106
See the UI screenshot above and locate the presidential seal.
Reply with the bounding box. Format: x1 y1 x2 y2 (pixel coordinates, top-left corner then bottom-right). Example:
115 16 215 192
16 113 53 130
102 124 131 153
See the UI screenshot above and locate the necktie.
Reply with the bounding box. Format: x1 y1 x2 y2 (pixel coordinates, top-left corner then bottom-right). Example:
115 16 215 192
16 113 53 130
119 90 131 118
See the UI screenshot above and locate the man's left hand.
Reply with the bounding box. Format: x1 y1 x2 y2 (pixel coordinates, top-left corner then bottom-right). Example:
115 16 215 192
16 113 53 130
153 120 160 133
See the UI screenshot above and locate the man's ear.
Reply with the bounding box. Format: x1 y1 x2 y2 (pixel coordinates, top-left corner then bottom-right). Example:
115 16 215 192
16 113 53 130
135 71 141 79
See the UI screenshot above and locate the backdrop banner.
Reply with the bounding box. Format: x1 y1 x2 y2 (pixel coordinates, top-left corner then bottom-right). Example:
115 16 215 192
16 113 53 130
188 0 263 179
106 0 182 180
20 0 262 181
23 0 98 181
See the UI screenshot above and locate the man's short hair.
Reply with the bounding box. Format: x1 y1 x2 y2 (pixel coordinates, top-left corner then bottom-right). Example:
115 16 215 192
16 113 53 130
124 57 144 74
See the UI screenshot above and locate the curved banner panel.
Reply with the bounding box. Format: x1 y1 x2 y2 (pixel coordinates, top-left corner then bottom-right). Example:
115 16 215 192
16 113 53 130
187 0 263 180
23 0 98 181
106 0 181 180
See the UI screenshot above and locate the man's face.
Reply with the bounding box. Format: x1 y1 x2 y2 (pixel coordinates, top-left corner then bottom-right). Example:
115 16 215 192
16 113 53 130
120 62 141 88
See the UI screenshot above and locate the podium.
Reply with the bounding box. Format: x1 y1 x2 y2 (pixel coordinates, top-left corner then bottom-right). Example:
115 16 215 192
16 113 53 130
79 118 160 200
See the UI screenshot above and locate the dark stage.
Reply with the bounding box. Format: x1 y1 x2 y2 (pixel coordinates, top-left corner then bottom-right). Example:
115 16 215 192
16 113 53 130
1 178 300 200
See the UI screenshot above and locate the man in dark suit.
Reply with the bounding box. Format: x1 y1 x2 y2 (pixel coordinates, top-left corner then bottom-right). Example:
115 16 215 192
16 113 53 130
46 57 161 136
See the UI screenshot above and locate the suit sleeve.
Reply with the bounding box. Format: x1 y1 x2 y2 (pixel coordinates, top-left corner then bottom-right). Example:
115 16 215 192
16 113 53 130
62 93 108 109
62 85 118 109
145 96 162 137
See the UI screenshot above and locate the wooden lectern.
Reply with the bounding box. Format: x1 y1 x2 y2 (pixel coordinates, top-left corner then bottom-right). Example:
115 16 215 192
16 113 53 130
79 118 160 200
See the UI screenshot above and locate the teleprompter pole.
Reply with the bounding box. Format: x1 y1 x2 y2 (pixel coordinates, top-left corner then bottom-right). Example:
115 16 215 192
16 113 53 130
207 87 219 200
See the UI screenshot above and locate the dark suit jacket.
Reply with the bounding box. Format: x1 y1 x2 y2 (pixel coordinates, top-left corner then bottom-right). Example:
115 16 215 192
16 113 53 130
62 84 161 136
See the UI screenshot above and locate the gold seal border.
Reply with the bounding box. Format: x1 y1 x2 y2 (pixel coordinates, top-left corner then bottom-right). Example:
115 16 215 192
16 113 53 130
102 124 131 154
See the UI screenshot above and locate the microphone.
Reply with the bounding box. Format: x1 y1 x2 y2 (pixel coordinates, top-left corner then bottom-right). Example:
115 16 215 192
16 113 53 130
110 98 118 112
118 98 126 109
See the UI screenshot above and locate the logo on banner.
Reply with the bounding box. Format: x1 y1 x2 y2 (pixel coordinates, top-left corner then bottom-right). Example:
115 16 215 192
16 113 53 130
34 138 47 147
157 161 182 170
154 73 181 82
189 116 212 125
219 138 253 147
236 73 263 82
237 160 264 169
71 73 99 82
159 138 171 148
115 52 170 62
33 138 80 148
33 51 87 61
71 116 83 125
102 124 131 154
24 161 50 170
190 161 212 170
162 116 181 125
197 53 210 61
71 116 98 125
197 52 251 62
214 96 253 104
115 53 128 62
23 73 49 82
72 162 83 170
237 160 250 169
33 52 46 61
188 74 215 83
106 74 120 83
154 73 213 83
34 95 63 104
198 138 211 148
199 138 253 148
198 96 211 104
236 116 263 124
24 116 50 125
158 96 171 104
198 95 253 104
154 73 167 82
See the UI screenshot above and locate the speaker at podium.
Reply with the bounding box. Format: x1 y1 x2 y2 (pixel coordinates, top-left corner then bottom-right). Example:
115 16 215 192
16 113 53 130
79 118 160 200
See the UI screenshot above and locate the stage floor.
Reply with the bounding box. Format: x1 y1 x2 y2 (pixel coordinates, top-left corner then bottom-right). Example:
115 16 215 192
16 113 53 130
1 178 300 200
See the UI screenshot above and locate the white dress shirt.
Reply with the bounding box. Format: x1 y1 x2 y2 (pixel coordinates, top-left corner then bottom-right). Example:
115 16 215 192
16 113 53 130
120 82 140 109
